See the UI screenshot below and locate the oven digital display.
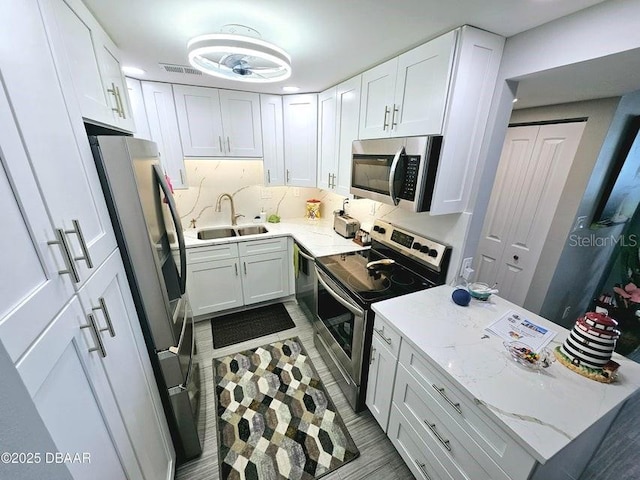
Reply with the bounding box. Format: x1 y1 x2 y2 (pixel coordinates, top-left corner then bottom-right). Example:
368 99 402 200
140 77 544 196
390 230 414 248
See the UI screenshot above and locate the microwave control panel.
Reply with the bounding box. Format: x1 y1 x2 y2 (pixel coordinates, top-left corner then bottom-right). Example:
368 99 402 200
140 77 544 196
398 156 420 200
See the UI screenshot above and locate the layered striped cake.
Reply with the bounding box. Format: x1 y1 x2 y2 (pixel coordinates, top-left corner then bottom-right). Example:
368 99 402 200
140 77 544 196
561 312 620 369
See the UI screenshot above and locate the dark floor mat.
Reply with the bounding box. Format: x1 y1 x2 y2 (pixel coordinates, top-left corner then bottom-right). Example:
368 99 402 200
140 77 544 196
210 303 296 349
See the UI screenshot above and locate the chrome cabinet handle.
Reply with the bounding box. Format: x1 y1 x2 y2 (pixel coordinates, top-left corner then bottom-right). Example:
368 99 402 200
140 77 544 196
328 172 332 188
414 459 431 480
373 326 392 345
107 83 120 116
391 104 398 129
65 219 93 269
286 169 291 183
92 297 115 337
218 136 223 153
234 263 238 276
267 169 271 184
383 106 390 130
179 169 185 184
48 228 81 283
81 313 107 358
115 86 126 118
370 347 376 364
431 384 462 414
331 173 336 188
227 137 231 152
424 420 451 451
243 262 247 275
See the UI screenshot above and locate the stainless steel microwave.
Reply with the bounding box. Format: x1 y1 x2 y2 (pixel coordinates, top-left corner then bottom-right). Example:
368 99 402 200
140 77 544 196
350 136 442 212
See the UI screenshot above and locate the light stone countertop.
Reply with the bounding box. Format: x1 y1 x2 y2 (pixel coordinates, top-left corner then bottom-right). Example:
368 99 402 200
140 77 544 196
182 218 367 257
372 284 640 464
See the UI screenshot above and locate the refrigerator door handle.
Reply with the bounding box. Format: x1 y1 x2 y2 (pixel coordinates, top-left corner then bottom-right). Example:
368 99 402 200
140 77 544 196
153 164 187 295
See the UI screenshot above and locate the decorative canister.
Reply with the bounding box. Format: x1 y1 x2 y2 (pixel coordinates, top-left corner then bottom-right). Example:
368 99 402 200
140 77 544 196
305 199 321 219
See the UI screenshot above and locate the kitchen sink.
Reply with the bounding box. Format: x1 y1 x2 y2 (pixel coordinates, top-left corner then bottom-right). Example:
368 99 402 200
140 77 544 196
236 226 269 236
196 227 237 240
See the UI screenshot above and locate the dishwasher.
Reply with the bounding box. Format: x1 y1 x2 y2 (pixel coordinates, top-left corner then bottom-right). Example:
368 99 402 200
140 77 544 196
294 242 316 319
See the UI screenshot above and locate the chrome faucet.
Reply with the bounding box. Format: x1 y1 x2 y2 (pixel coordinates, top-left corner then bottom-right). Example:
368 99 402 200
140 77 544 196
215 193 244 225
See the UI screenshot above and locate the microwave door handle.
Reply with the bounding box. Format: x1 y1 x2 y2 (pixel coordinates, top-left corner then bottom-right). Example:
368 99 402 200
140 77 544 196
388 146 405 206
153 164 187 295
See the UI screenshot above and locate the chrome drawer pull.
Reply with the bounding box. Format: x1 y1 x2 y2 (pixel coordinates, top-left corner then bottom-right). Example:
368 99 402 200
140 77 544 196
227 137 231 152
413 459 432 480
267 169 271 183
373 326 392 345
432 384 462 414
65 219 93 269
370 347 376 364
48 228 81 283
383 106 390 130
424 420 451 451
391 104 399 129
92 297 115 337
81 313 107 358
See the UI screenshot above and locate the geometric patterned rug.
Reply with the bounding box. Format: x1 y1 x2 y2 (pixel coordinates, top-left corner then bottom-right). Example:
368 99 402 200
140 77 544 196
213 337 360 479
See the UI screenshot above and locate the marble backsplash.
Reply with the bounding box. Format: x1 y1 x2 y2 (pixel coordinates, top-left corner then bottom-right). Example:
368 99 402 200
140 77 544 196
173 159 468 282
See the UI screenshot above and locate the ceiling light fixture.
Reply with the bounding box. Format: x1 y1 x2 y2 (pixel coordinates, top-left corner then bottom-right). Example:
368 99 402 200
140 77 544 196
187 26 291 83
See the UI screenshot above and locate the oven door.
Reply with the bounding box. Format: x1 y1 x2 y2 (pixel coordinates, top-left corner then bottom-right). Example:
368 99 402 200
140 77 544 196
314 266 366 387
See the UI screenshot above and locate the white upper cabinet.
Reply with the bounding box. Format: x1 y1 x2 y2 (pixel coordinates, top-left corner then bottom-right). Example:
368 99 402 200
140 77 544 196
317 76 361 196
359 30 456 139
141 81 188 189
125 77 151 140
317 87 338 190
283 94 318 187
41 0 133 131
260 94 286 186
174 85 262 158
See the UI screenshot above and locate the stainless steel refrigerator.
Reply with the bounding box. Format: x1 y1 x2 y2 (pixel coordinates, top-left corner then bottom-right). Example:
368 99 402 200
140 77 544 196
89 135 202 463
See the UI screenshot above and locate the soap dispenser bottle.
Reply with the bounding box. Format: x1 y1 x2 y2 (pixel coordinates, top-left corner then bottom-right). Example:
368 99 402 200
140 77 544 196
259 207 266 223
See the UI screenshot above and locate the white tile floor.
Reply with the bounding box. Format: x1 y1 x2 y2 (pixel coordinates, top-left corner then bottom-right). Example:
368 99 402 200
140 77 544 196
175 300 414 480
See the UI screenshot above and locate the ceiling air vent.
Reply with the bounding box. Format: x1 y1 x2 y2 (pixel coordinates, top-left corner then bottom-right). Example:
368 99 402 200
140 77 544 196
159 63 203 76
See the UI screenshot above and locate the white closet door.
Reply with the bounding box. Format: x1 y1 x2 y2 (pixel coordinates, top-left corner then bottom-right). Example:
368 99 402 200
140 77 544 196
476 122 586 306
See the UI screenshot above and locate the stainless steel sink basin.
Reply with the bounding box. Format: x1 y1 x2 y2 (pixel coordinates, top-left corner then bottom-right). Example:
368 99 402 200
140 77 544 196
196 227 237 240
236 226 269 236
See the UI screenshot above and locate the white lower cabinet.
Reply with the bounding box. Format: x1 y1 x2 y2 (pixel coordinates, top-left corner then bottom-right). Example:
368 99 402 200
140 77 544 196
366 321 400 431
187 244 244 316
186 237 291 316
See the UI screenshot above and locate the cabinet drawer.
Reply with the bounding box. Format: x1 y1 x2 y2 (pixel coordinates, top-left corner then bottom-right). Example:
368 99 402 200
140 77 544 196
399 343 535 479
238 237 287 256
372 314 402 358
394 364 510 480
187 243 238 264
388 405 454 480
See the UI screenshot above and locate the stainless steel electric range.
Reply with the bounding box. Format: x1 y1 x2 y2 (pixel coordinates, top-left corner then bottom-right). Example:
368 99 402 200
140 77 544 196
313 220 451 411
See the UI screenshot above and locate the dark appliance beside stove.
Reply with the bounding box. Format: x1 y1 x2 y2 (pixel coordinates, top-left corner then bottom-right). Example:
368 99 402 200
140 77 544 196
313 220 451 411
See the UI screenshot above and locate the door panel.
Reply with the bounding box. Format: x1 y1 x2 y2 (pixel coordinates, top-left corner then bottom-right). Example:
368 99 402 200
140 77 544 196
317 87 337 190
219 90 263 157
260 94 285 185
173 85 225 157
476 122 586 305
359 58 397 139
335 76 361 196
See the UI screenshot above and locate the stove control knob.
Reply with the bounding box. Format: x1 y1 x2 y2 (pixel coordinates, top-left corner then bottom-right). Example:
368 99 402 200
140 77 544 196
428 249 438 258
372 225 380 232
378 227 386 234
412 242 422 250
419 246 430 254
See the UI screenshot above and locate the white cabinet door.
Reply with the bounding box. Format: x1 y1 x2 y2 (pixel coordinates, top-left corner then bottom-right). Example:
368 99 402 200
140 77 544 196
16 297 140 480
77 251 174 479
335 76 362 196
188 258 244 315
260 94 285 186
366 334 397 432
476 122 586 306
41 0 132 132
173 84 225 157
95 34 135 132
393 31 456 136
2 0 116 287
317 87 337 190
241 250 289 305
283 94 318 187
141 81 188 189
358 58 397 140
0 90 76 363
126 77 152 140
219 90 263 157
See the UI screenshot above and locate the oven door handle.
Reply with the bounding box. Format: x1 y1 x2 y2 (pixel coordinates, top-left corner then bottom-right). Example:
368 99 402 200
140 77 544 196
388 145 405 206
297 248 315 262
315 266 364 317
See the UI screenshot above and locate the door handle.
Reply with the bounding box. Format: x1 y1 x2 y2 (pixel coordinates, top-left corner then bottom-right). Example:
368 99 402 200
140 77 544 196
370 347 376 364
243 262 247 275
218 136 223 153
48 228 81 283
65 219 93 269
234 263 238 276
391 104 398 129
383 106 390 130
388 147 405 206
227 137 231 152
81 313 107 358
92 297 115 337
